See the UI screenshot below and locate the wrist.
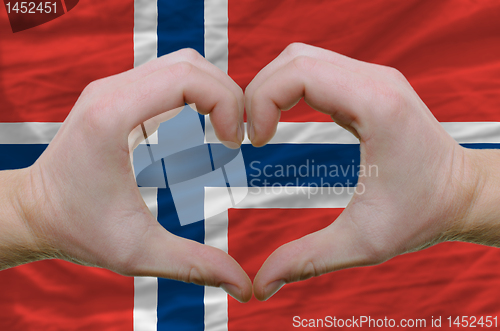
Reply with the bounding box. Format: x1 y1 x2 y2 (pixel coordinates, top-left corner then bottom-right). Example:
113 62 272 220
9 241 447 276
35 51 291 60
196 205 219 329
0 167 47 269
450 148 500 246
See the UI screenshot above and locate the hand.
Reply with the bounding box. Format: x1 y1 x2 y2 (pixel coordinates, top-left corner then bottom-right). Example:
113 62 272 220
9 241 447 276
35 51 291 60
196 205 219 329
245 43 496 301
2 49 252 302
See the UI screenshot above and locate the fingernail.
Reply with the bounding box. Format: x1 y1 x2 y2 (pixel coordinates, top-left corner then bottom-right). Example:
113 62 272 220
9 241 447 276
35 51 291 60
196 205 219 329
220 283 243 302
221 140 240 149
248 121 255 142
237 121 244 143
263 280 285 301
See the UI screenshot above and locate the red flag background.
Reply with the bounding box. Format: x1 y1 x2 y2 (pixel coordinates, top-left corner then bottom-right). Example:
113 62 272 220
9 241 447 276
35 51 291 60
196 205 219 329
0 0 499 330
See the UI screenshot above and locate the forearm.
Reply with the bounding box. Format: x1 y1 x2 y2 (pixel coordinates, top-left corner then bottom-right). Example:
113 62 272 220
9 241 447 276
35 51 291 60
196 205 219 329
455 148 500 247
0 168 44 269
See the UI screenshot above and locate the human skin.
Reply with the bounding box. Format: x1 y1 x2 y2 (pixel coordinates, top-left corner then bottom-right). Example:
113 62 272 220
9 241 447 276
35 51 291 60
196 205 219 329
0 49 252 303
0 44 499 304
245 43 500 300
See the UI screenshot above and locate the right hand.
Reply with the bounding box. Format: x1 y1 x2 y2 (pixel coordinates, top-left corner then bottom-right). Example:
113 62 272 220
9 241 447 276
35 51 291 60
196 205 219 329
3 48 252 302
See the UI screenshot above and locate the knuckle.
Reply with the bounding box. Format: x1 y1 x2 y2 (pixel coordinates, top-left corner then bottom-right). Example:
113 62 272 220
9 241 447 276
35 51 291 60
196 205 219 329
292 55 317 72
284 42 308 57
177 48 202 62
81 79 105 98
380 65 408 83
187 267 204 285
299 260 321 281
387 67 407 83
178 266 205 286
168 61 194 80
368 80 407 119
379 85 404 108
81 92 117 133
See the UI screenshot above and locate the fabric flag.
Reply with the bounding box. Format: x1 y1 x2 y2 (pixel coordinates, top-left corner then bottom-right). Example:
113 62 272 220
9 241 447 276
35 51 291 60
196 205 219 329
1 0 500 330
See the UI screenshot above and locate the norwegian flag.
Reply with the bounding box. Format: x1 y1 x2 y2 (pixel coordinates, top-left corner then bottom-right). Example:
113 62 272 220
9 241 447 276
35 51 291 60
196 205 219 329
1 1 500 330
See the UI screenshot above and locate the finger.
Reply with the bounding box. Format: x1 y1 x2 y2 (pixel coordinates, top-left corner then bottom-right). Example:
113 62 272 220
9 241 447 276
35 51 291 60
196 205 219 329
128 105 184 152
128 223 252 303
127 107 184 176
253 214 372 301
111 49 244 121
89 62 242 147
248 56 372 146
245 43 376 116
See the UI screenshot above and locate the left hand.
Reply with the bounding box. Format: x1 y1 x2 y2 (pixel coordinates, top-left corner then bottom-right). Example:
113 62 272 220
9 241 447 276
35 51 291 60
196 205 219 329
245 43 481 301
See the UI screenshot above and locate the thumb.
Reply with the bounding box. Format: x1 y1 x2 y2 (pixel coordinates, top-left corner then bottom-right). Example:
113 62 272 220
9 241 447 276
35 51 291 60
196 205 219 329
253 214 374 301
124 224 252 303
